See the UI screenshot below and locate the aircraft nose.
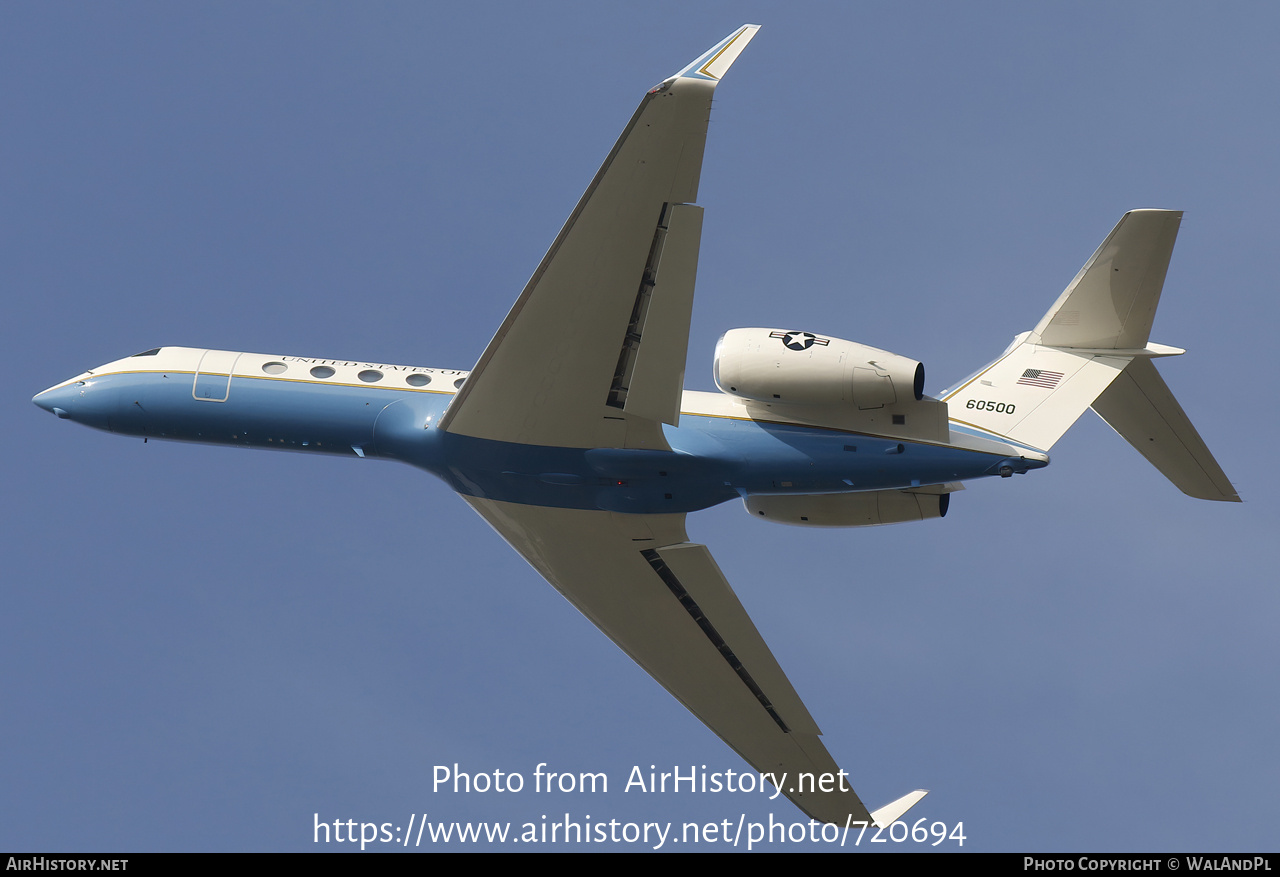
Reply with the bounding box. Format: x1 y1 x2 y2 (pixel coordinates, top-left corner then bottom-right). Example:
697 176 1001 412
33 383 79 419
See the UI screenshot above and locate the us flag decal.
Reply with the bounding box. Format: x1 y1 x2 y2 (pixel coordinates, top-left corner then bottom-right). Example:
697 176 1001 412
1017 368 1064 389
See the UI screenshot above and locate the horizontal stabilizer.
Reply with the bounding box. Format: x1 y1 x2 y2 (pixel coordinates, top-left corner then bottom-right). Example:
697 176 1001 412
945 210 1206 454
1091 358 1240 501
1034 210 1182 350
870 789 929 828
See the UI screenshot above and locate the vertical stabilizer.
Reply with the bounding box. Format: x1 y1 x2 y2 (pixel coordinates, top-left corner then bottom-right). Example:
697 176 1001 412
944 340 1131 452
943 210 1236 502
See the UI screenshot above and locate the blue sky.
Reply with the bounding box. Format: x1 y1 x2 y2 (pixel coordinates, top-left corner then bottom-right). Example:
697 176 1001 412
5 2 1278 852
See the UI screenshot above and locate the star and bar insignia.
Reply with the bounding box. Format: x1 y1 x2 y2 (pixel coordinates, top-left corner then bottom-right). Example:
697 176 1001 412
770 330 830 351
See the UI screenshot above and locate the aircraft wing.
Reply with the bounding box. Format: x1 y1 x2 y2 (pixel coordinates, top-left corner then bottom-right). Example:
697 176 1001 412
438 26 761 451
464 496 915 825
445 27 927 827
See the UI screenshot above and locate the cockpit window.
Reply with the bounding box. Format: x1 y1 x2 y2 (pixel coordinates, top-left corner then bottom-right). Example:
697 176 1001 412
131 348 162 357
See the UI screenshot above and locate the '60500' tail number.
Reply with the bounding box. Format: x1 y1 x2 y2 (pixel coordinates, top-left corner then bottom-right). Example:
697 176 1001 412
966 399 1015 414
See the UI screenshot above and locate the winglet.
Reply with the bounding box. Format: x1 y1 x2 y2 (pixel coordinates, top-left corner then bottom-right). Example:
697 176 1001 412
870 789 929 828
671 24 761 81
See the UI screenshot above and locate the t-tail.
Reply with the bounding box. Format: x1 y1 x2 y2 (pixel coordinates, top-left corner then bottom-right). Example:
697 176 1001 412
942 209 1239 502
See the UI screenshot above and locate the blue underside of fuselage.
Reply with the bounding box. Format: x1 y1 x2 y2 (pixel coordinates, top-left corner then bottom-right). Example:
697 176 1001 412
36 372 1034 514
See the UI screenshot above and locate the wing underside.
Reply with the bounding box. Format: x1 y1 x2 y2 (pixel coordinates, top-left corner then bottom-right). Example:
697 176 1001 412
439 26 760 451
464 497 878 824
443 26 926 825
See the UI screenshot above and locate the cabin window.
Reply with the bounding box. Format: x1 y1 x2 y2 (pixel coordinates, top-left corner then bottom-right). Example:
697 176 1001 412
262 362 288 375
406 374 431 387
358 369 383 383
310 366 335 379
454 377 466 389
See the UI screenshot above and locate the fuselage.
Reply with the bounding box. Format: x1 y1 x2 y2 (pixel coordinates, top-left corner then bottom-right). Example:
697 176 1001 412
33 346 1048 516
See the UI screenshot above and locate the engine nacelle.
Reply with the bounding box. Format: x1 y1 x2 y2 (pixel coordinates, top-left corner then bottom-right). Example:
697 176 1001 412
745 488 951 528
713 328 924 409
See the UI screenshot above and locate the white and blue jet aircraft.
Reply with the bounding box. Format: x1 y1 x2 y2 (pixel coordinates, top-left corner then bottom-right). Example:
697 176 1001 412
32 25 1238 826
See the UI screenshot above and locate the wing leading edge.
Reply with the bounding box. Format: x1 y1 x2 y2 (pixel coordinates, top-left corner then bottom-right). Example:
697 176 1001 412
438 25 760 450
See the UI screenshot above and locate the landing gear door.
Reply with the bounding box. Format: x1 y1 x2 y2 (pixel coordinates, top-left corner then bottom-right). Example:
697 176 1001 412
193 349 241 402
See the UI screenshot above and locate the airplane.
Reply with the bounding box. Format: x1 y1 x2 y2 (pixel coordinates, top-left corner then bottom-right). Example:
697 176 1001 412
31 24 1238 828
